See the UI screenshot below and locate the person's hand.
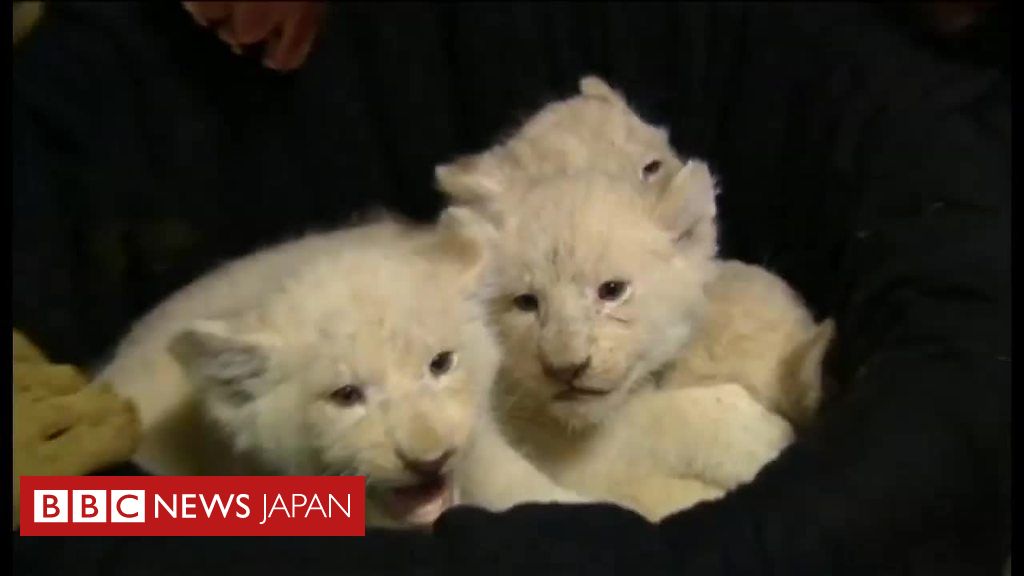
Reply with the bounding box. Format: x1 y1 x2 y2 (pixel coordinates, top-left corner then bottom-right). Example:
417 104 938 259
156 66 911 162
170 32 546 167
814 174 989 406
182 2 328 72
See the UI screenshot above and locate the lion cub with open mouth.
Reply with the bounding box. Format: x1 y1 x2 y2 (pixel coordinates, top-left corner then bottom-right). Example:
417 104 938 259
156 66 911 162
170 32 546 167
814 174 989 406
93 208 505 528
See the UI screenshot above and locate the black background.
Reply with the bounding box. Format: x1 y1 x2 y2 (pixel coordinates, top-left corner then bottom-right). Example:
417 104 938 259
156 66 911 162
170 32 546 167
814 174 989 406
12 3 1011 575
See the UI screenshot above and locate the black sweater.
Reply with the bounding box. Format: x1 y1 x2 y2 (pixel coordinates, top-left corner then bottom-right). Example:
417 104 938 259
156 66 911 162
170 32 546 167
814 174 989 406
12 3 1010 575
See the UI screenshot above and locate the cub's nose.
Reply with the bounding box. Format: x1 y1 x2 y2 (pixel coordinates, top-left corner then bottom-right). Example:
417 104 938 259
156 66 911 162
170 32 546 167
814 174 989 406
541 356 592 385
398 449 455 477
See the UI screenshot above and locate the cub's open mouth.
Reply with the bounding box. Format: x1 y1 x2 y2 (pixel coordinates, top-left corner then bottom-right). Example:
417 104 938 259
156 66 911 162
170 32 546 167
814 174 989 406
378 474 453 525
552 386 612 401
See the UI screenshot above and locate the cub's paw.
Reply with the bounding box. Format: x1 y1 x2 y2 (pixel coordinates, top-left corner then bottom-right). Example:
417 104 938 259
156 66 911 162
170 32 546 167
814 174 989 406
707 382 794 460
618 475 725 521
656 383 794 489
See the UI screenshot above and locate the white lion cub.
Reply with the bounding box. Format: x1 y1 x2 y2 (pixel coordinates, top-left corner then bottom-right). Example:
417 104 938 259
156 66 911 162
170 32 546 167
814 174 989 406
457 166 795 520
436 75 832 428
92 208 517 528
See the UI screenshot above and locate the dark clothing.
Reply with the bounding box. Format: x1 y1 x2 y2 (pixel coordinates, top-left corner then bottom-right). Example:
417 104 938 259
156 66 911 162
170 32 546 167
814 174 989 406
12 3 1010 575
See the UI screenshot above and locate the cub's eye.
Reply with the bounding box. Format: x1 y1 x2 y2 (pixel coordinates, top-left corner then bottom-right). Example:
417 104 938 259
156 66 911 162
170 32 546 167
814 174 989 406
512 293 539 312
329 385 365 407
597 280 630 302
429 350 457 377
641 160 663 181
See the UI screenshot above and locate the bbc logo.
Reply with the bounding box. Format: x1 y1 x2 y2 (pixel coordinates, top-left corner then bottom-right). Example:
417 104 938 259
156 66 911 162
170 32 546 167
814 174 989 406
33 490 145 523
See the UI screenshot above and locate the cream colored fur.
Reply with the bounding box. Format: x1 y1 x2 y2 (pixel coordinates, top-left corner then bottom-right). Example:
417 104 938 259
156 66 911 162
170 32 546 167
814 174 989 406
493 383 792 520
452 397 592 511
436 76 833 519
486 169 718 428
672 261 834 426
436 75 832 427
450 170 793 520
436 76 687 213
92 208 526 528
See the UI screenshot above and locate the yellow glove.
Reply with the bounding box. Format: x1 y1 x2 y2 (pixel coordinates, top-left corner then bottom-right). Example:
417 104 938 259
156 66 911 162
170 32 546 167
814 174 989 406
13 1 44 46
12 331 140 528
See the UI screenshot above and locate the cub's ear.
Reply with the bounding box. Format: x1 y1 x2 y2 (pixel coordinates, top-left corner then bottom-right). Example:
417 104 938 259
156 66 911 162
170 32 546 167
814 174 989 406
794 319 835 395
652 159 720 256
435 151 512 207
784 318 836 427
430 206 499 284
578 75 627 107
169 319 276 405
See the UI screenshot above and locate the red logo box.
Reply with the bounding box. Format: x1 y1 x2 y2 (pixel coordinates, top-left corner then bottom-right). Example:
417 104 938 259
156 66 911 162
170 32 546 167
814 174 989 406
19 476 366 536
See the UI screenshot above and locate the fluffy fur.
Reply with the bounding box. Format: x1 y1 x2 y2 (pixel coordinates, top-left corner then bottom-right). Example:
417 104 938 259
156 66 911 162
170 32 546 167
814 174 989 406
493 383 792 520
672 261 834 427
487 168 718 428
435 75 687 213
437 76 832 518
454 169 793 520
92 208 505 528
436 75 831 426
